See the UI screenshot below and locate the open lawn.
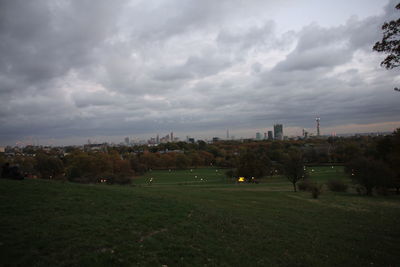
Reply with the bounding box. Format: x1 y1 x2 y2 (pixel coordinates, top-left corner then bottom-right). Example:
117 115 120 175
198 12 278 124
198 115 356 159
1 166 399 266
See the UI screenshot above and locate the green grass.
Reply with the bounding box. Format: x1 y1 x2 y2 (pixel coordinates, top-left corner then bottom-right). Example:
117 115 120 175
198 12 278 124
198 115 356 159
135 168 227 185
1 166 399 266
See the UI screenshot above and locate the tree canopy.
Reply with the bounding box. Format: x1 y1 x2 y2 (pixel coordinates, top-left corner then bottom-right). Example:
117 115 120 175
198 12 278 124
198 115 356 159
373 3 400 69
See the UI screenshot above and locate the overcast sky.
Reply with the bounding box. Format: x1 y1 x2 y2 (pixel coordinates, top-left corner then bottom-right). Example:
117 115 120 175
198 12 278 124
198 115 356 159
0 0 399 146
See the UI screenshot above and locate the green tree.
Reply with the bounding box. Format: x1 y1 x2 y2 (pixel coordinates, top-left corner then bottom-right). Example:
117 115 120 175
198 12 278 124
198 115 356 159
346 157 392 196
373 3 400 71
282 150 307 192
35 154 64 179
236 150 267 181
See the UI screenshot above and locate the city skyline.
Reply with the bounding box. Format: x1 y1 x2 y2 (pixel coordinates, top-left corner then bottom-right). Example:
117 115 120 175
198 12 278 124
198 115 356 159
4 120 397 147
0 0 399 146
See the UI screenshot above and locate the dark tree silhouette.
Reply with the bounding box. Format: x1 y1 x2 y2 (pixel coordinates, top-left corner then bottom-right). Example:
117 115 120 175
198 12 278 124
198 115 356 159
282 150 307 192
373 3 400 70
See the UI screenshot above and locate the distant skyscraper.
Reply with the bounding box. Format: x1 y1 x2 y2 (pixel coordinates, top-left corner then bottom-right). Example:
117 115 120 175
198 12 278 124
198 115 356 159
264 132 267 140
256 132 261 140
268 131 273 140
124 137 129 145
227 129 230 139
274 124 283 140
170 132 174 142
156 134 159 144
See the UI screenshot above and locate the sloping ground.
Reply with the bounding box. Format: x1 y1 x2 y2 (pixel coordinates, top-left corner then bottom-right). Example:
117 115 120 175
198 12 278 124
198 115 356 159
0 177 399 266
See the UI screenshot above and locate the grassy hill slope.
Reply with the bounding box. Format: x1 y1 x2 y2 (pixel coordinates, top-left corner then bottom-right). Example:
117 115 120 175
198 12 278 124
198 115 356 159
1 168 399 266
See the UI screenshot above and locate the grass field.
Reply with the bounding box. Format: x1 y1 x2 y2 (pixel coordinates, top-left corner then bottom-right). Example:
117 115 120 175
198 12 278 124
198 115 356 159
1 166 399 266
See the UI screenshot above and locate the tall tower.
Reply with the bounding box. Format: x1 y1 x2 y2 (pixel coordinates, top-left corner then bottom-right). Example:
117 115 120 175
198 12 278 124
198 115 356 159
226 129 229 140
316 117 320 137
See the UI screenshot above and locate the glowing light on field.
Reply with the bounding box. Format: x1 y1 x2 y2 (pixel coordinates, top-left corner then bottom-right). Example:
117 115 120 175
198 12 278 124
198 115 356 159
238 177 245 182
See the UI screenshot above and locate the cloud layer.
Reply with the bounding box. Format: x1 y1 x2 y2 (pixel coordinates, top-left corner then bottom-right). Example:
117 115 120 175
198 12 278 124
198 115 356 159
0 0 399 145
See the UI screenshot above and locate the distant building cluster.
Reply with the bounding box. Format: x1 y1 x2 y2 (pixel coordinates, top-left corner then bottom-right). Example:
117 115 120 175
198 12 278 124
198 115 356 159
251 124 285 141
120 132 180 146
5 116 395 148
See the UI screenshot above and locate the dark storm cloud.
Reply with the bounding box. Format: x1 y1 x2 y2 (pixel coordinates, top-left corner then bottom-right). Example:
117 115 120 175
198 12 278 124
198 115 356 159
0 0 398 145
0 1 124 85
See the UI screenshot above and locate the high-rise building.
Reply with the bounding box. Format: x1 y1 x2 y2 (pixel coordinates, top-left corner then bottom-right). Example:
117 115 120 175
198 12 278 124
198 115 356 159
256 132 261 140
170 132 174 142
274 124 283 140
268 131 273 140
124 137 130 145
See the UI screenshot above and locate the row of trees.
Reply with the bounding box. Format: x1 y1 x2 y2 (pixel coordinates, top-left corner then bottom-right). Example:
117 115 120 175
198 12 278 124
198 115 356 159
229 129 400 195
0 149 219 184
1 129 399 193
345 129 400 195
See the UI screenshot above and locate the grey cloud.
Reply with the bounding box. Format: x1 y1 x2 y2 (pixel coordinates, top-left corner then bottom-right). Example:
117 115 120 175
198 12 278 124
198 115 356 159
72 91 117 108
0 0 398 145
217 22 276 50
274 24 352 71
273 6 393 72
153 54 232 82
0 0 125 86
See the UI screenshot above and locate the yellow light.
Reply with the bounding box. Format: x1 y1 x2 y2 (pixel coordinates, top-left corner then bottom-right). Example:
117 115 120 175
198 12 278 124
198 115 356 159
238 177 245 182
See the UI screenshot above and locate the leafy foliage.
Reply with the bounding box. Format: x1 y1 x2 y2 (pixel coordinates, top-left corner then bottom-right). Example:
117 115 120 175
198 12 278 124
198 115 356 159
297 179 312 191
235 149 270 181
326 179 348 192
35 154 64 179
346 157 392 195
373 3 400 69
282 150 307 192
309 183 323 199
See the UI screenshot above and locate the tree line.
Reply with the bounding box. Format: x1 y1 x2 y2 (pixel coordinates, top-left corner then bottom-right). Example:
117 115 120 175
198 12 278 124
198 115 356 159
1 129 400 195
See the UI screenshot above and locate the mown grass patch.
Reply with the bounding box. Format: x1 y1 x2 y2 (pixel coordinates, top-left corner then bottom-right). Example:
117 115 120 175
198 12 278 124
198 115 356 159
0 166 399 266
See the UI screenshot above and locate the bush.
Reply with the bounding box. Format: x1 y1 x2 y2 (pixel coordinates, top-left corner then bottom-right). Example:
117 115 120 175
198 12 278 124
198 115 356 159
326 179 348 192
309 183 323 199
376 186 389 196
297 179 311 191
225 169 235 179
346 157 392 196
354 185 365 195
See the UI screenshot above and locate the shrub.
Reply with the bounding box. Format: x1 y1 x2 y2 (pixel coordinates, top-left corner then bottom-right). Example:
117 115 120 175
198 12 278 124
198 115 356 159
309 183 323 199
297 179 311 191
326 179 348 192
354 185 365 195
346 157 392 196
225 169 235 179
376 186 389 196
106 174 132 185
